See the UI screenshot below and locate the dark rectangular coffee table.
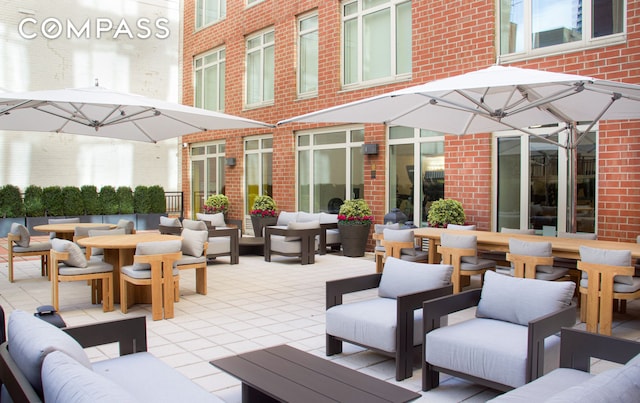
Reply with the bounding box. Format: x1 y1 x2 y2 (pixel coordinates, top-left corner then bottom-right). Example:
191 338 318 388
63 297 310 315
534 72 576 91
210 344 420 403
239 237 265 255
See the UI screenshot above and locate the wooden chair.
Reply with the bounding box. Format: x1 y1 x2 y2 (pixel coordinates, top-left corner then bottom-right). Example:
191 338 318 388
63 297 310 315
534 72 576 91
379 228 428 268
438 233 496 293
50 248 114 313
372 232 385 273
578 258 639 336
120 240 182 320
175 228 209 296
7 225 50 283
506 238 570 281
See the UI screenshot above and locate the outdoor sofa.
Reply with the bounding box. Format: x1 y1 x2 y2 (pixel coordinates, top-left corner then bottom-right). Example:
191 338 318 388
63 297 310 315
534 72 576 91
489 327 640 402
0 310 222 402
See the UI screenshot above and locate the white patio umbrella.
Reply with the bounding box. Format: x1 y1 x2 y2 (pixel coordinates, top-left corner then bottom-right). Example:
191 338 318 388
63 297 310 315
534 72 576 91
0 84 273 143
279 65 640 231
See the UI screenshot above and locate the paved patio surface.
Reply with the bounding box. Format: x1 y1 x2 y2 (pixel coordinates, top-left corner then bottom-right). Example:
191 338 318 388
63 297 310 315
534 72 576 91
1 234 639 402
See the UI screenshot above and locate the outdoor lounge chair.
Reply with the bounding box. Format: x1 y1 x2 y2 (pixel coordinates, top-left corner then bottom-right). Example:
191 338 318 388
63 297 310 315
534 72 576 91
7 223 51 282
264 221 322 265
422 270 576 392
326 257 453 381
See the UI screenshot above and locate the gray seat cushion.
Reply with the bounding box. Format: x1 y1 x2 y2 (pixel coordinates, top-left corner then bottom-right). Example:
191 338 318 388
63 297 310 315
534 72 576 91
175 255 207 266
93 351 224 402
13 241 51 253
425 317 561 388
207 237 231 255
326 297 422 353
58 260 113 276
121 266 180 279
7 310 91 396
42 351 138 403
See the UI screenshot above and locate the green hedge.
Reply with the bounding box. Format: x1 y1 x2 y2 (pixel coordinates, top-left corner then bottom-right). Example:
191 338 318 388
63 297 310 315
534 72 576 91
148 185 166 214
24 185 45 217
99 186 119 215
0 185 24 218
117 186 135 214
62 186 84 216
81 185 100 215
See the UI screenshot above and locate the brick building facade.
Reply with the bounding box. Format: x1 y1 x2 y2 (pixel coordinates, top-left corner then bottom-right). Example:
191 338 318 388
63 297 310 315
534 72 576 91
181 0 639 244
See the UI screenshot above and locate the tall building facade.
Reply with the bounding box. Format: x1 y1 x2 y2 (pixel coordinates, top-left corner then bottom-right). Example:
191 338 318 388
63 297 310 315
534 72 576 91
182 0 639 243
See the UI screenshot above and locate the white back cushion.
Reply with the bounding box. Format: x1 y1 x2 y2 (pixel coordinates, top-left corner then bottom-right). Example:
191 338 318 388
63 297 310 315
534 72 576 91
378 257 452 299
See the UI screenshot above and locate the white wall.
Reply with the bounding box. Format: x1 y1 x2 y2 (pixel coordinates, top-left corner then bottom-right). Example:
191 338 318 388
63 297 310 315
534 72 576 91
0 0 181 191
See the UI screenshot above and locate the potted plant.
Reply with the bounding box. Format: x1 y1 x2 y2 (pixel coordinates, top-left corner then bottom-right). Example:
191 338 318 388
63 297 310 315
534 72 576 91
0 184 25 236
204 194 229 215
337 199 373 257
427 198 466 227
250 195 278 237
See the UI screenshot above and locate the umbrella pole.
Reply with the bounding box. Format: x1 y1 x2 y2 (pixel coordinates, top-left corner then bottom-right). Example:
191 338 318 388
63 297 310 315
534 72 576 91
567 124 578 233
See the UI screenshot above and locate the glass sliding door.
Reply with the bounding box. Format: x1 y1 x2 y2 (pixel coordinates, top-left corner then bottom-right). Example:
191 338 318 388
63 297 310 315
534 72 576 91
190 142 226 217
388 127 445 226
244 136 273 213
496 137 522 230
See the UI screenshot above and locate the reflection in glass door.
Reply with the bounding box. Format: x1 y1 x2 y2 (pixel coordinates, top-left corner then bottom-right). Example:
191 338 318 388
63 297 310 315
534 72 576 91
497 137 521 230
190 143 225 216
388 127 444 226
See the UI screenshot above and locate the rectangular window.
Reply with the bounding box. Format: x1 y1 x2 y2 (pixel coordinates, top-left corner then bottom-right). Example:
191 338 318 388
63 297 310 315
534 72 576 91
194 48 226 112
297 127 365 213
499 0 624 58
246 29 275 107
342 0 412 87
196 0 226 28
190 142 226 217
245 136 273 214
298 13 319 97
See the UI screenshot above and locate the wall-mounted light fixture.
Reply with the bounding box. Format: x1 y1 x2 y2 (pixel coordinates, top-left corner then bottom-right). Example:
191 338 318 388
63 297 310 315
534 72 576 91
226 157 236 166
361 143 378 155
182 142 189 149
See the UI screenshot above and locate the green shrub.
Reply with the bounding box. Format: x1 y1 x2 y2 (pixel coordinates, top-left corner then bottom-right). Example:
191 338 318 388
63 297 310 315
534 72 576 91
99 186 119 215
80 185 100 215
133 186 150 214
43 186 64 216
148 185 166 214
62 186 84 216
337 199 373 225
427 198 465 227
24 185 44 217
117 186 135 214
0 185 24 218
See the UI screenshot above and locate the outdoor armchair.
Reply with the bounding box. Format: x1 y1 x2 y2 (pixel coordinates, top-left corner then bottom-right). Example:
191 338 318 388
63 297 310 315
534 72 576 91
422 270 576 392
183 219 239 264
326 257 453 381
264 220 322 265
7 223 51 282
50 238 114 312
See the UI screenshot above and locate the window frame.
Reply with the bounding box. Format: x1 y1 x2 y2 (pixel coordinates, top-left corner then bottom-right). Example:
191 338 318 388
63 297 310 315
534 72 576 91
340 0 412 89
297 11 319 99
193 46 226 112
497 0 627 63
245 28 275 109
195 0 226 30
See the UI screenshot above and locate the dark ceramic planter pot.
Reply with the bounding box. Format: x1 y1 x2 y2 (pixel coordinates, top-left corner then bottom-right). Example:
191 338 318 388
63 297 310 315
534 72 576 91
251 215 277 237
338 222 371 257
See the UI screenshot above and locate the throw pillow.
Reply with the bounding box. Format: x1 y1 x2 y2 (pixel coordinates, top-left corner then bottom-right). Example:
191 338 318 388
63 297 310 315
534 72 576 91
10 223 30 248
42 351 138 403
182 219 208 231
116 219 135 234
382 228 416 256
476 270 575 326
7 310 91 396
51 238 88 268
378 257 453 299
181 228 208 258
160 216 182 227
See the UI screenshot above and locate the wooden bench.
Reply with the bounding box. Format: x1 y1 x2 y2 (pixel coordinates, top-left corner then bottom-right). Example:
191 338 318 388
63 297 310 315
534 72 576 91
210 344 420 402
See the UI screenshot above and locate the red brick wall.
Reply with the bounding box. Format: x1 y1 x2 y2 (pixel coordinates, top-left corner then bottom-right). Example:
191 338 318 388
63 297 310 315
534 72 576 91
182 0 640 243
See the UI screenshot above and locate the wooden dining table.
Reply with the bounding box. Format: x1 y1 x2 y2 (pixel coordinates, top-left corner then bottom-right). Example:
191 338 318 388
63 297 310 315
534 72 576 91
34 223 116 241
413 227 640 264
77 233 182 304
